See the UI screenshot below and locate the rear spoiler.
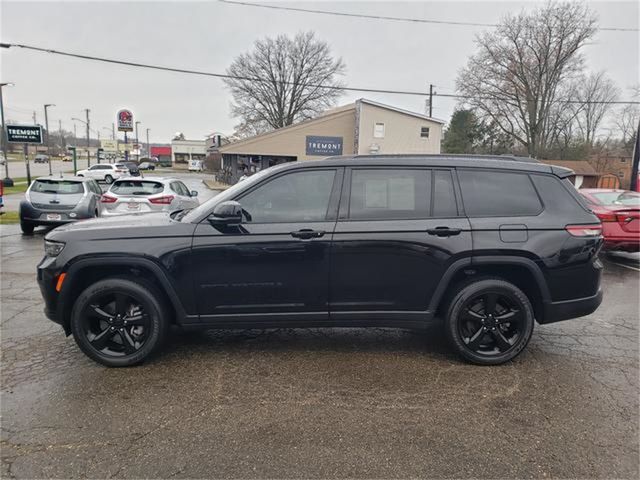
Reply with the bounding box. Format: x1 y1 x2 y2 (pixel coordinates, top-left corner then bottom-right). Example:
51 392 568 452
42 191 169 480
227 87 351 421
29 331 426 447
550 166 574 179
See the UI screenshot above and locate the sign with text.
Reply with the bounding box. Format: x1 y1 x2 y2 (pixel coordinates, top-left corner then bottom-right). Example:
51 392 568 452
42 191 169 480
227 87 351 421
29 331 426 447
117 109 133 132
306 135 343 156
101 139 118 152
6 125 43 144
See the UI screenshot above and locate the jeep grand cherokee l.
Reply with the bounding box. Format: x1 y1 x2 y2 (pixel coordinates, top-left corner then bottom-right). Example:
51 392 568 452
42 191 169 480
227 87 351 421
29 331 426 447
37 155 604 367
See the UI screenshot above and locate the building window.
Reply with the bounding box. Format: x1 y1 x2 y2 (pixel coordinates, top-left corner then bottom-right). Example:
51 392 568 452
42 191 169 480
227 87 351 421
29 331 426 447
620 158 627 163
421 126 430 138
373 122 385 138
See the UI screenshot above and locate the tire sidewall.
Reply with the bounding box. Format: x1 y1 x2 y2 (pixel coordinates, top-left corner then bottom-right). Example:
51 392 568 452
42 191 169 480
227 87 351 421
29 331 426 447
70 278 167 367
445 279 534 365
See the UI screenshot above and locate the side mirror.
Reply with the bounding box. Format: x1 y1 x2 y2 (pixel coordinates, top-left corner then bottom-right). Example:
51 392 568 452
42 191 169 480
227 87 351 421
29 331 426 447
208 200 242 226
190 190 198 197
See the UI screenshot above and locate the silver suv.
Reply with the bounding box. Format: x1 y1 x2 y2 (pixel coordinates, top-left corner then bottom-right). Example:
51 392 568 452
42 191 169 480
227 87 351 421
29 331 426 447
100 177 199 216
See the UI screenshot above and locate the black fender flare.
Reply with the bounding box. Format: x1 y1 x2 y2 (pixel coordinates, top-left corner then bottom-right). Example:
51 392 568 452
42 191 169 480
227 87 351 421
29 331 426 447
57 255 189 330
427 255 551 314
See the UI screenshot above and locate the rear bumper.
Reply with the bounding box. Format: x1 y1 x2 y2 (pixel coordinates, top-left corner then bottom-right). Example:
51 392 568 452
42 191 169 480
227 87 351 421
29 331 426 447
540 288 603 324
603 237 640 252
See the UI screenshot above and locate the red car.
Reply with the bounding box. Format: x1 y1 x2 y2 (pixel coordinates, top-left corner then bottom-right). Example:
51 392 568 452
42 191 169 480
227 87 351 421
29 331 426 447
579 189 640 252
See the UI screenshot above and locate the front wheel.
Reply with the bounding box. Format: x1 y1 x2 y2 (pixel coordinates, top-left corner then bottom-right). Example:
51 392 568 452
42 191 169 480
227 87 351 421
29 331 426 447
70 277 169 367
104 175 113 184
445 279 534 365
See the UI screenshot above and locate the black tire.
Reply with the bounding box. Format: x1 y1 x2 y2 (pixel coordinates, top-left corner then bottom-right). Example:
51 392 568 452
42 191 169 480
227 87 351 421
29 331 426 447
77 174 84 177
445 278 534 365
20 221 34 235
70 277 169 367
104 175 113 184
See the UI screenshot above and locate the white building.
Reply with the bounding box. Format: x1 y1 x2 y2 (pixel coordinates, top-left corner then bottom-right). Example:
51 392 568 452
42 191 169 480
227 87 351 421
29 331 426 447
171 139 207 165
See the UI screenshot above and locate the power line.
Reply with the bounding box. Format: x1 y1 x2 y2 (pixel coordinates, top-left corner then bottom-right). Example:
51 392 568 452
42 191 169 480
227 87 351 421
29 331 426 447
1 42 639 105
218 0 639 32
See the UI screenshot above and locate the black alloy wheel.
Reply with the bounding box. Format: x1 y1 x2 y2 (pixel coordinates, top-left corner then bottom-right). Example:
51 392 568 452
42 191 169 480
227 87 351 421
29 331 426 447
104 175 113 184
445 279 534 365
71 278 168 367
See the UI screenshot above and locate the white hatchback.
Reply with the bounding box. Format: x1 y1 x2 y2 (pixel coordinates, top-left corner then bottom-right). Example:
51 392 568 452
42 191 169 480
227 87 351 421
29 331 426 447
76 163 130 184
101 177 199 216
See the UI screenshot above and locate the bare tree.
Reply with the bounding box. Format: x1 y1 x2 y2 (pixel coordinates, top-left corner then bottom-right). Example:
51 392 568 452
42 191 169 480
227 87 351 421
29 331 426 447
615 85 640 145
574 71 619 146
224 32 346 137
456 2 597 157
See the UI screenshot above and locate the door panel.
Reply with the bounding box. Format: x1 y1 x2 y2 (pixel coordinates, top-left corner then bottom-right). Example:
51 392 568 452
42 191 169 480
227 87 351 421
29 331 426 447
192 221 335 316
330 218 471 312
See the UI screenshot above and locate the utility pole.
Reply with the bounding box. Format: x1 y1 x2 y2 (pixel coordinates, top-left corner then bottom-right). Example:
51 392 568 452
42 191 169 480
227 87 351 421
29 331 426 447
630 119 640 191
135 121 141 161
84 108 90 167
0 82 15 186
112 122 116 140
32 111 37 125
428 84 434 118
44 104 55 175
59 119 64 154
73 123 77 143
146 128 150 158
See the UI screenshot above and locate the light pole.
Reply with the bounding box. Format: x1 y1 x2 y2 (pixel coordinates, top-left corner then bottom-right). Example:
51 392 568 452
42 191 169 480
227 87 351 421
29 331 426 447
72 116 92 168
84 109 91 166
135 121 141 161
0 82 15 186
44 103 55 175
146 128 150 158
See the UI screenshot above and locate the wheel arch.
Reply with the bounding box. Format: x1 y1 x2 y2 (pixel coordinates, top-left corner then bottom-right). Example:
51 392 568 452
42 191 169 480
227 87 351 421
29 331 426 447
430 255 551 324
57 256 188 334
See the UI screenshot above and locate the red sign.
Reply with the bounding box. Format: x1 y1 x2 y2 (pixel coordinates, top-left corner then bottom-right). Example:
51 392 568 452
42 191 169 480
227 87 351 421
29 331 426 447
117 109 133 132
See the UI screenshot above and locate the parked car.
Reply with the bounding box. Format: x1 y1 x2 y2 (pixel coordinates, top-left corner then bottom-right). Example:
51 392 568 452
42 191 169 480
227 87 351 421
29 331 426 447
76 163 130 184
138 161 155 171
34 154 49 164
100 177 199 216
19 176 103 234
38 154 603 367
578 188 640 252
122 161 141 177
188 159 204 172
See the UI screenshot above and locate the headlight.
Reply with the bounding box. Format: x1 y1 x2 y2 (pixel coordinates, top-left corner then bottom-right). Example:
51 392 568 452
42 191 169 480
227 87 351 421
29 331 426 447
44 240 65 257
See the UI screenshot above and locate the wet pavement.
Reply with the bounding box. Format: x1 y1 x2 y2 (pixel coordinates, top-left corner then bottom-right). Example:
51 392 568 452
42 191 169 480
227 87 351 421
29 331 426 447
1 225 638 479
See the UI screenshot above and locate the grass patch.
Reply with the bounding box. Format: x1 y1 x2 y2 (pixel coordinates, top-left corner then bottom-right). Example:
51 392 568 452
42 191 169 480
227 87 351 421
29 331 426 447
3 183 28 195
0 210 20 224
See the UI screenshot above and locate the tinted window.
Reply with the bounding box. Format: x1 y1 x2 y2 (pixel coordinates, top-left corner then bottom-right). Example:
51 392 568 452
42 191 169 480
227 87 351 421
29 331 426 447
459 170 541 216
111 180 164 195
531 175 589 214
240 169 336 223
31 180 84 195
349 169 430 220
432 170 458 217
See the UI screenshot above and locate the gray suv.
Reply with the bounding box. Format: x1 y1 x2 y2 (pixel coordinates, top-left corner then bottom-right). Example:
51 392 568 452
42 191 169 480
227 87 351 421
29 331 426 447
19 176 103 234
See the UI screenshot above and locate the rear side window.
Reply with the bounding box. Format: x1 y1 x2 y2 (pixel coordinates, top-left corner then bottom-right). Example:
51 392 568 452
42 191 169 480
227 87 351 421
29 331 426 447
459 170 542 217
530 175 589 215
111 180 164 195
349 169 430 220
432 170 458 217
31 180 84 195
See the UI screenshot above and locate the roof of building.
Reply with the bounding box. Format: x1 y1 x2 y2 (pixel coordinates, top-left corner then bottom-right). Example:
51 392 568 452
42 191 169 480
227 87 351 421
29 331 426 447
220 98 444 153
358 98 445 124
539 160 599 176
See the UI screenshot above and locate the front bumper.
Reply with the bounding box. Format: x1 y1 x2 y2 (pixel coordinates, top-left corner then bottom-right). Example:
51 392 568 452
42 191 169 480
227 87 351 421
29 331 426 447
540 288 603 324
37 256 65 328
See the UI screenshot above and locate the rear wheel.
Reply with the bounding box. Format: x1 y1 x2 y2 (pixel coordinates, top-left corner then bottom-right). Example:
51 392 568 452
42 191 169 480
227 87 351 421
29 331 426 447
20 221 34 235
445 278 534 365
70 277 169 367
104 175 113 184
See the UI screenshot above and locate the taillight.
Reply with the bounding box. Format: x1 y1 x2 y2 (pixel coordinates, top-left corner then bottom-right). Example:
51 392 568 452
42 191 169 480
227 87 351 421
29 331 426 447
595 211 617 222
565 224 603 237
149 195 174 205
101 194 117 203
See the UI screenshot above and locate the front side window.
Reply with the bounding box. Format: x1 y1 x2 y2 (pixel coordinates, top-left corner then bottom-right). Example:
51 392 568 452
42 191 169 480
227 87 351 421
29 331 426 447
459 170 542 216
239 169 336 223
349 169 430 220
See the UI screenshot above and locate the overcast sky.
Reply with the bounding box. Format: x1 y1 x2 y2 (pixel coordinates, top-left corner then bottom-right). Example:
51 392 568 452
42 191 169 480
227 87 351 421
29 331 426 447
1 0 638 143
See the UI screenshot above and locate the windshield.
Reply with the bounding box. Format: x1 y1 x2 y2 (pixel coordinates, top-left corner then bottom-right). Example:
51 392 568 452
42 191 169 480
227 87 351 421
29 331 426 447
182 167 274 223
110 180 164 195
30 179 84 194
592 191 640 207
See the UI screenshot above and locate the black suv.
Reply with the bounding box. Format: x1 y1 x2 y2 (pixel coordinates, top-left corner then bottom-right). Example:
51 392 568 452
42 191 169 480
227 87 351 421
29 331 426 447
37 155 604 367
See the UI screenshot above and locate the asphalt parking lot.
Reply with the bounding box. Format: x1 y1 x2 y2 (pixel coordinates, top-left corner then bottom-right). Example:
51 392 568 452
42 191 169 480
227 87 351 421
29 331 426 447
1 226 638 478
